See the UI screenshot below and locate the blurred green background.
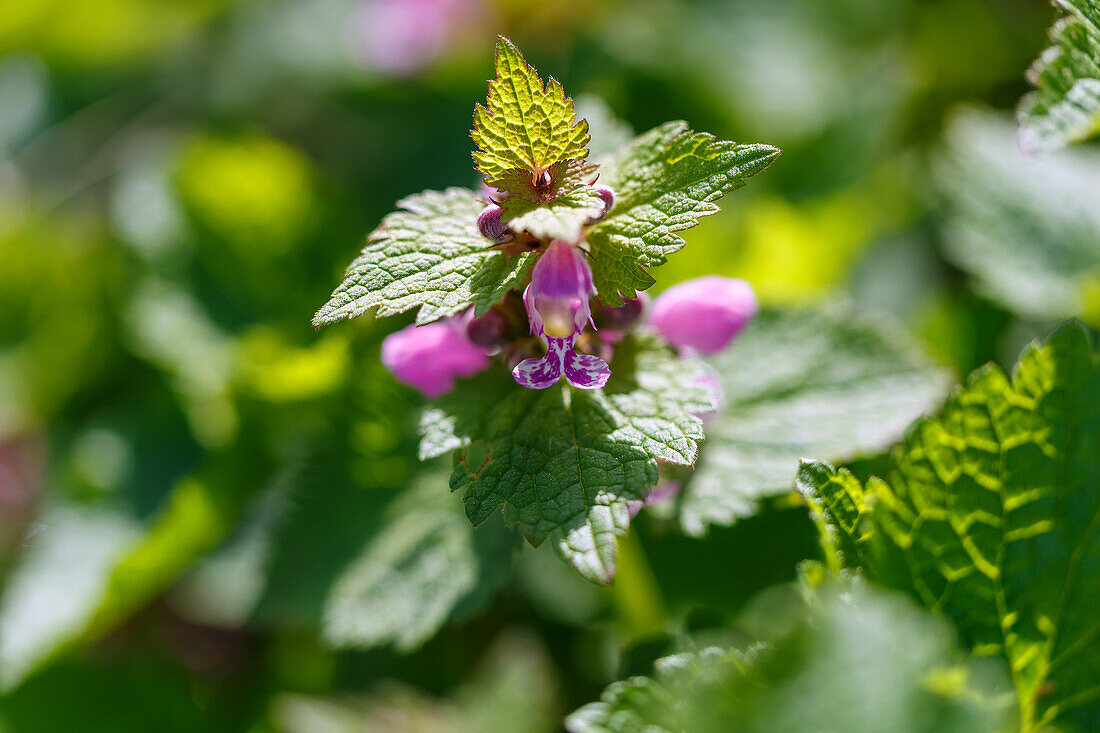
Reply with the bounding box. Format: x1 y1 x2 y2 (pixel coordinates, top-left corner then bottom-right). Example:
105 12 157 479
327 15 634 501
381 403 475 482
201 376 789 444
0 0 1092 730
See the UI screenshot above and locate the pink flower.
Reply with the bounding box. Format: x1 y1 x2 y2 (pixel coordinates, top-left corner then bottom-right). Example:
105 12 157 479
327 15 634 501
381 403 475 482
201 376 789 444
513 241 611 390
354 0 481 75
628 480 681 519
649 276 757 355
381 316 490 398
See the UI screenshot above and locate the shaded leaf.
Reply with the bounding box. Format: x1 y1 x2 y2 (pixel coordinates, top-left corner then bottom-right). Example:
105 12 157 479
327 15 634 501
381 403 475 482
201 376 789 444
567 583 1010 733
322 476 514 652
935 108 1100 322
680 303 951 535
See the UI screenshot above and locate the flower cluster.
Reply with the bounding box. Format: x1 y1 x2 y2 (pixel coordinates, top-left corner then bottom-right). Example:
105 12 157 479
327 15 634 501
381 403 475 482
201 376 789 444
381 224 758 399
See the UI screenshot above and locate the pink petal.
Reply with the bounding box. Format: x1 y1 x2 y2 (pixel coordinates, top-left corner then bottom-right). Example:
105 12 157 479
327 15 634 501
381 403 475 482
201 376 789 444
382 318 490 398
649 276 757 355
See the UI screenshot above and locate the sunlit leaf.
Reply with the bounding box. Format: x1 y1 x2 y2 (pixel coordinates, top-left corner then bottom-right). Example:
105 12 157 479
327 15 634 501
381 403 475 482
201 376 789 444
313 188 533 327
420 332 715 584
798 321 1100 732
587 122 779 305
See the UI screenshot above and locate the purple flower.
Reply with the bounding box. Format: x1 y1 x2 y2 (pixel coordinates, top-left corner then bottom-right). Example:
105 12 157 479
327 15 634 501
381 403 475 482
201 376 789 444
513 241 611 390
649 276 757 355
381 316 490 398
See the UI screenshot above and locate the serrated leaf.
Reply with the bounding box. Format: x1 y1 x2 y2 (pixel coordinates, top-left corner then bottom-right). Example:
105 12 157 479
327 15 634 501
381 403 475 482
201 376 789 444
567 583 1010 733
587 122 780 305
322 476 514 652
679 303 951 536
471 37 591 195
313 188 533 328
1018 0 1100 152
419 332 716 584
935 109 1100 322
798 321 1100 732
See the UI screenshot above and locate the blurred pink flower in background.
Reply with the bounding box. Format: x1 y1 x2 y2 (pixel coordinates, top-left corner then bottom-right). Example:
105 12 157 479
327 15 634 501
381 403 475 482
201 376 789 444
649 276 757 355
354 0 484 75
381 316 491 398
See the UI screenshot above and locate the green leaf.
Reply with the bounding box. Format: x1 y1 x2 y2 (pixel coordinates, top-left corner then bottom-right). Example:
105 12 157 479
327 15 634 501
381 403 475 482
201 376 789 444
471 37 591 195
567 583 1011 733
679 303 951 536
419 332 716 584
273 630 561 733
935 108 1100 322
1018 0 1100 151
798 321 1100 732
587 122 780 305
313 188 533 328
501 185 606 243
321 476 514 652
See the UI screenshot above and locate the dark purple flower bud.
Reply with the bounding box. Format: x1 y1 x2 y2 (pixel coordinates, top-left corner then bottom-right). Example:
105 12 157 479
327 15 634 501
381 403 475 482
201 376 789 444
465 308 509 349
477 203 513 243
587 185 616 224
382 316 491 398
592 293 648 338
649 276 757 355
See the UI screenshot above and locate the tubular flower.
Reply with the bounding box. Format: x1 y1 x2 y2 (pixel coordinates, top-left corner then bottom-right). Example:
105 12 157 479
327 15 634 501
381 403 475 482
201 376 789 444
513 240 611 390
649 276 757 355
381 315 490 398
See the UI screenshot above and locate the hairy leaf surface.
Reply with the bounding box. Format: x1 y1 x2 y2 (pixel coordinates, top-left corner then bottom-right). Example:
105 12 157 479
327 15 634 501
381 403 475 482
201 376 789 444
313 188 532 327
587 122 779 304
420 332 716 584
471 37 591 195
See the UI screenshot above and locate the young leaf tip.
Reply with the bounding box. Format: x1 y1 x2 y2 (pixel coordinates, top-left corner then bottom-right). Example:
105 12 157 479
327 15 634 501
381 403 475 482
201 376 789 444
471 36 592 197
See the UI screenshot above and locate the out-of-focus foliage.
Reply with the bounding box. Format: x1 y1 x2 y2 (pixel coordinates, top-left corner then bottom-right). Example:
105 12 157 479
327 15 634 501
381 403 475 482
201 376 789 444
799 322 1100 732
568 582 1012 733
1018 0 1100 151
679 303 951 536
936 108 1100 324
0 0 1096 729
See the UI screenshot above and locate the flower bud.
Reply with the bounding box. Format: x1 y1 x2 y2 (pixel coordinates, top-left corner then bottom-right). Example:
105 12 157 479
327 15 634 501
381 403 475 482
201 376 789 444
592 293 647 340
587 185 616 224
477 203 512 243
649 276 757 355
382 317 490 398
465 308 509 349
